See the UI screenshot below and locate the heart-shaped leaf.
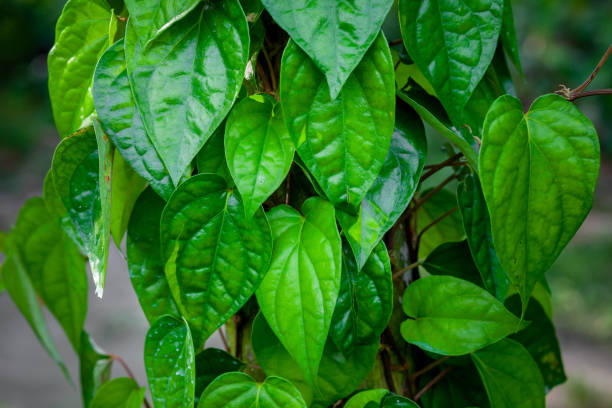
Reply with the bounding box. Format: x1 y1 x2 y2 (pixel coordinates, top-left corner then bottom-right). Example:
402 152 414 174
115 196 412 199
90 377 146 408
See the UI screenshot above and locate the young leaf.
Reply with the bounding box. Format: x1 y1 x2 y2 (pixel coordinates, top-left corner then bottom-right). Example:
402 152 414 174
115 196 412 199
336 103 427 268
196 121 232 184
280 33 396 208
422 240 484 288
80 331 113 408
398 0 504 122
93 39 174 200
126 187 179 324
194 348 246 404
401 275 527 355
344 389 388 408
416 188 464 258
479 94 600 308
48 0 113 138
90 377 146 408
145 316 195 408
262 0 394 98
198 372 307 408
255 198 341 385
457 173 509 300
160 174 272 345
125 0 250 185
471 338 545 408
225 94 294 218
330 240 392 352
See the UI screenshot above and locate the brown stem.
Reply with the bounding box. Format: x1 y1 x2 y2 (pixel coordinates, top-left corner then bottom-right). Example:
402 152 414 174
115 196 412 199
389 39 403 47
568 89 612 101
420 153 463 182
410 174 458 215
111 355 152 408
411 356 450 380
572 44 612 93
256 60 272 93
415 206 459 249
262 44 278 95
392 261 421 281
380 344 397 394
285 168 292 205
414 366 452 401
218 327 230 352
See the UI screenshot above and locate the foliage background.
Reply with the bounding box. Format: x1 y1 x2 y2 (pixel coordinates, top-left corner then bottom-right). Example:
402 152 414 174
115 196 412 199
0 0 610 406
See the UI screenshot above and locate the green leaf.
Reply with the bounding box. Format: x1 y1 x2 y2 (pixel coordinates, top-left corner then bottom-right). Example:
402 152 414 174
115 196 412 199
471 338 545 408
126 187 179 324
457 173 509 300
43 170 85 252
336 103 426 268
10 197 87 352
506 295 566 390
124 0 201 45
500 0 523 75
479 94 600 307
420 365 490 408
125 0 249 185
145 316 195 408
194 348 246 404
263 0 393 98
422 240 484 288
416 188 464 258
461 64 506 137
398 0 504 122
381 394 419 408
225 94 294 218
161 174 272 345
330 240 392 352
280 33 396 208
90 377 146 408
344 389 388 408
241 0 264 23
196 121 232 184
80 331 113 408
401 275 526 355
48 0 113 138
198 372 307 408
255 198 341 385
93 39 174 200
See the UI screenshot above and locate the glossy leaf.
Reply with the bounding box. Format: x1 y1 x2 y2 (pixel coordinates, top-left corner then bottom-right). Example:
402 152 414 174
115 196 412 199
255 198 341 385
500 0 522 74
471 338 545 408
398 0 504 121
344 389 388 408
263 0 393 98
93 39 174 200
401 275 526 355
225 94 294 218
422 240 483 287
90 377 146 408
126 188 179 324
336 103 426 268
80 331 113 408
161 174 272 345
479 94 600 307
381 394 419 408
196 122 232 184
195 348 246 403
198 372 307 408
457 173 509 300
43 170 85 251
48 0 113 138
145 316 195 408
281 33 396 208
125 0 250 185
416 188 464 258
330 240 392 352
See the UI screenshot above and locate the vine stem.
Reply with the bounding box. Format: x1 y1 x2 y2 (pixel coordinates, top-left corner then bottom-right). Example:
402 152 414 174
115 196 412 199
415 206 459 249
218 327 230 352
557 43 612 101
110 355 152 408
410 356 450 380
413 366 452 401
262 44 278 95
420 153 463 182
572 44 612 93
388 38 403 47
391 261 422 280
568 89 612 101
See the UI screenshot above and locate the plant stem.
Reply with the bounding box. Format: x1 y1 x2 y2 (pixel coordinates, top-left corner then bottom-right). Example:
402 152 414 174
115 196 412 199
218 327 230 352
111 355 152 408
380 344 397 394
415 206 459 249
388 38 403 47
410 356 450 380
420 153 463 182
392 261 422 280
569 89 612 101
262 44 278 94
572 44 612 93
413 366 452 401
410 174 458 215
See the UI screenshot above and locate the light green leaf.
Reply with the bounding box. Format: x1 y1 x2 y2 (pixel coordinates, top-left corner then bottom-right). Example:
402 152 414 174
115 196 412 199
479 94 600 308
471 338 545 408
198 372 307 408
48 0 113 138
457 173 509 300
93 39 174 200
281 33 396 208
401 275 527 355
145 316 195 408
255 198 341 385
80 331 113 408
160 174 272 345
263 0 393 98
344 389 388 408
127 188 179 324
500 0 523 75
225 94 294 218
337 103 426 268
398 0 504 122
125 0 249 185
416 188 464 258
196 121 232 184
90 377 146 408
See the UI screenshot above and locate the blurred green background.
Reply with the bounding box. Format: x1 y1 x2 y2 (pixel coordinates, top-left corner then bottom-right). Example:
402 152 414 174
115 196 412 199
0 0 610 407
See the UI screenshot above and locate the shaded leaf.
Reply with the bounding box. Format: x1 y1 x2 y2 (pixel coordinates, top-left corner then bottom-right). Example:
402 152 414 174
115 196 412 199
196 122 232 184
80 331 113 408
422 240 483 287
195 348 246 404
420 364 490 408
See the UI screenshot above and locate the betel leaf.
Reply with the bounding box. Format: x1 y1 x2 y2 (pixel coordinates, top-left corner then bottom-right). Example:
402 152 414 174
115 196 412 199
126 187 179 324
145 316 195 408
80 331 113 408
10 198 87 353
400 275 526 355
196 121 232 184
479 94 600 308
90 377 146 408
422 240 483 287
225 94 294 218
262 0 393 98
43 170 85 252
471 338 545 408
416 188 464 258
457 173 509 300
240 0 264 23
48 0 113 138
380 394 419 408
500 0 522 75
125 0 249 185
255 198 341 385
281 33 396 208
344 389 388 408
93 39 174 200
194 348 246 403
198 372 307 408
160 174 272 345
420 364 490 408
330 240 392 352
336 103 426 268
398 0 504 122
124 0 201 45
